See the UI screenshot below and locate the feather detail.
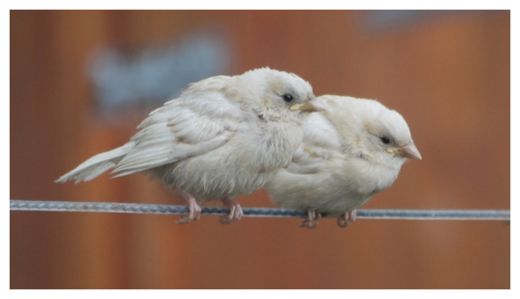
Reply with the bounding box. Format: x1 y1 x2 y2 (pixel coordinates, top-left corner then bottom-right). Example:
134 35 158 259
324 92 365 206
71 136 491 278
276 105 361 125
55 142 134 183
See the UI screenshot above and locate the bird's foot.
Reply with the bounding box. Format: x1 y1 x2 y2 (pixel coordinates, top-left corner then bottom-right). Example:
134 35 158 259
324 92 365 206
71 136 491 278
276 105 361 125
300 209 321 229
219 197 243 224
337 210 357 228
176 195 202 224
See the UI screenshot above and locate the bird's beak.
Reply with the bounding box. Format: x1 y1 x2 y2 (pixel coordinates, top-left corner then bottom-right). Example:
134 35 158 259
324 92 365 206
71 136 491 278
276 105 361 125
289 102 319 112
399 143 422 160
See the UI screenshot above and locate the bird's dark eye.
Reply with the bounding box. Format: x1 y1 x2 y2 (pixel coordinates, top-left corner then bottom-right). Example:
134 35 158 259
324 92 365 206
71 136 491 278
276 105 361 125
282 93 294 102
380 136 391 144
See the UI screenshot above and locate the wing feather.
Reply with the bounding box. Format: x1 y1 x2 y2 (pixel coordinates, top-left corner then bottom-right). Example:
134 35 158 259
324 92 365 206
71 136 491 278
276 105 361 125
284 112 343 175
112 78 243 177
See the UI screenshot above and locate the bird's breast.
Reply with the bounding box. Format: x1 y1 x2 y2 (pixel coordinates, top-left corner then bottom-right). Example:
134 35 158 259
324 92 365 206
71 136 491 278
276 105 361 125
241 121 303 172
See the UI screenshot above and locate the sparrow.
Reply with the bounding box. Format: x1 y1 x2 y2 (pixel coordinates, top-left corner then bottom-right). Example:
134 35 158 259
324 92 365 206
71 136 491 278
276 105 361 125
265 95 421 228
56 67 316 224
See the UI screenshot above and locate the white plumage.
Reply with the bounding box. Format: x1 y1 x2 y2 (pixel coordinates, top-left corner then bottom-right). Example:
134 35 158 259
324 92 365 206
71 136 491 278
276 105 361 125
56 67 316 223
265 95 421 228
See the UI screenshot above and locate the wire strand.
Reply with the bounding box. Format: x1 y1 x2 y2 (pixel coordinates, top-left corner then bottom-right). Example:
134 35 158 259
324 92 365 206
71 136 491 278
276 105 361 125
10 199 510 221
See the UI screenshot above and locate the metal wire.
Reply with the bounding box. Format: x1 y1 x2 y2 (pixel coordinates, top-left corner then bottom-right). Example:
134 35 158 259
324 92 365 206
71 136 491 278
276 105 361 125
10 199 510 221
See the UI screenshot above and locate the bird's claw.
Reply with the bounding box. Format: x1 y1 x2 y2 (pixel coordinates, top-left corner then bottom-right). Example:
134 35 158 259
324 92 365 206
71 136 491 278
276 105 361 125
176 196 202 224
299 209 321 229
337 210 357 228
219 198 243 224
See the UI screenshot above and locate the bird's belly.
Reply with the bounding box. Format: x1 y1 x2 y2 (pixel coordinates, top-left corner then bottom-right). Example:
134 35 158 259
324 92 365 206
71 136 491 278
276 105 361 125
154 132 297 200
281 191 369 216
317 194 370 216
267 167 376 216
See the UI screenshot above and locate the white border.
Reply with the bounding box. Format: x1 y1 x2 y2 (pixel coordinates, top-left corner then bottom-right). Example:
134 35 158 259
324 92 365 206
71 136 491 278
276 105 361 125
1 0 516 10
3 1 515 299
2 2 10 297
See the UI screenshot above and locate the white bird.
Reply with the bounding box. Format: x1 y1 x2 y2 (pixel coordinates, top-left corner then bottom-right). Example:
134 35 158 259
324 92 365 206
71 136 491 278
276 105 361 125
56 67 316 224
265 95 421 228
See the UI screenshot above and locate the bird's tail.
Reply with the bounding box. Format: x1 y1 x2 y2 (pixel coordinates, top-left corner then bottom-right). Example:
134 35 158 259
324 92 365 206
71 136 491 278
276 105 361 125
55 142 134 184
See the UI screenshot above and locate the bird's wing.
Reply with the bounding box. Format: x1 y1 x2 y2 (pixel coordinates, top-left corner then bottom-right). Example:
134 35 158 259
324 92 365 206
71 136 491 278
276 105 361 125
285 112 344 175
112 78 243 177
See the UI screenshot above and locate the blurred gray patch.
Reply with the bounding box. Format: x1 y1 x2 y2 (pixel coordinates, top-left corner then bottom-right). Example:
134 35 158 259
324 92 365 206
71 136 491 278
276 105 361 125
363 10 461 32
89 31 231 114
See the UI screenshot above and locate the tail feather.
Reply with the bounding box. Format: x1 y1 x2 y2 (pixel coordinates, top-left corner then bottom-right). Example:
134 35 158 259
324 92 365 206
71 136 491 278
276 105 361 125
55 142 134 183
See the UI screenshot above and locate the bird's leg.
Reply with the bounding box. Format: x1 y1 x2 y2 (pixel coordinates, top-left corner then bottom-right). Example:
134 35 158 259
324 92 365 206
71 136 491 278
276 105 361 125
176 190 202 224
219 197 243 224
300 209 321 229
337 209 357 228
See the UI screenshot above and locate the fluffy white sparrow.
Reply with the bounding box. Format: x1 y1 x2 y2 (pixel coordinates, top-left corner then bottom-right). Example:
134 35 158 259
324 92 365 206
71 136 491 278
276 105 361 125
56 67 316 224
265 95 421 228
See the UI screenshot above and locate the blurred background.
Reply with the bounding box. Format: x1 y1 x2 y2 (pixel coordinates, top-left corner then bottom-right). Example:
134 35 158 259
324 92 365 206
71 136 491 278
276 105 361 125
10 10 509 288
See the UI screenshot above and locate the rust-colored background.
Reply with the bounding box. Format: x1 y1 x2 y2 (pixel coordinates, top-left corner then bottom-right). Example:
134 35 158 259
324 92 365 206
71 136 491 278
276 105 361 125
10 11 509 288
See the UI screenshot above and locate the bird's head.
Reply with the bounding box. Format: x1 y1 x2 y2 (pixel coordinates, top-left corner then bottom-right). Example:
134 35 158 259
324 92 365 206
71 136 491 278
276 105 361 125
237 67 317 118
362 102 422 162
314 95 421 163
